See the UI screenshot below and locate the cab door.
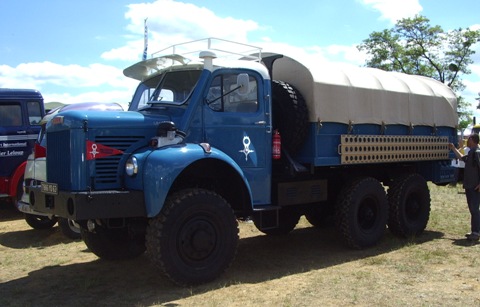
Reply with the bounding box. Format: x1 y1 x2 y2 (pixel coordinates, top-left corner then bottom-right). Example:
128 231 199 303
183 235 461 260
0 102 26 181
203 70 271 205
0 101 41 181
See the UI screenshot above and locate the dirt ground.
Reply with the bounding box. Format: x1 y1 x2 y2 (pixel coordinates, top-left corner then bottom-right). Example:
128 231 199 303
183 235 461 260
1 185 480 307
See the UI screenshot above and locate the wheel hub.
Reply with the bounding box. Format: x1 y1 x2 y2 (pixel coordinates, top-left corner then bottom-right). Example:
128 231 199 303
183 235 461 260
179 220 216 261
358 199 377 230
406 197 420 220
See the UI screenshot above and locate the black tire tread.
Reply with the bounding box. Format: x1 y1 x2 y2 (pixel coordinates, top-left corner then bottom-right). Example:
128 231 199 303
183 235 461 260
387 173 430 237
253 207 300 235
271 80 309 153
58 218 81 240
146 188 239 286
335 177 388 249
25 214 58 229
81 224 146 260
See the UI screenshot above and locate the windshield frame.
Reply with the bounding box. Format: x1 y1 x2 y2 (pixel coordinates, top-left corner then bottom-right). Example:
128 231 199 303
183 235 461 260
129 67 203 111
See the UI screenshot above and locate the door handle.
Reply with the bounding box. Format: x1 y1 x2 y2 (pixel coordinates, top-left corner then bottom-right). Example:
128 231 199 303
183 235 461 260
255 121 266 125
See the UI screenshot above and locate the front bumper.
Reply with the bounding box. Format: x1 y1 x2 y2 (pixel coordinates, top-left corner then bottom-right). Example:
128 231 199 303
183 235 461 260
16 200 53 217
29 186 146 220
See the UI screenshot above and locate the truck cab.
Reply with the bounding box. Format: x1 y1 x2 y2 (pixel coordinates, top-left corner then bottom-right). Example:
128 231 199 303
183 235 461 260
126 53 272 206
0 89 44 203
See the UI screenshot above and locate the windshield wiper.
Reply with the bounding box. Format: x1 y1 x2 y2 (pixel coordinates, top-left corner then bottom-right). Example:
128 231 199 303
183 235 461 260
146 96 164 105
149 73 166 102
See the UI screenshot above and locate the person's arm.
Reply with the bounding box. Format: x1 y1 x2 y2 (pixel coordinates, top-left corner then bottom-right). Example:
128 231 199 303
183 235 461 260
449 143 463 159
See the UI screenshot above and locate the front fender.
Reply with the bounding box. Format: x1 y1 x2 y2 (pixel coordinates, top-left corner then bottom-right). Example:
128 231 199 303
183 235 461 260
138 143 251 217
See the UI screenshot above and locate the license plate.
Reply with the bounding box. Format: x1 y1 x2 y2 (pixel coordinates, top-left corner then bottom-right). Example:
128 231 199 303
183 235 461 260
41 182 58 195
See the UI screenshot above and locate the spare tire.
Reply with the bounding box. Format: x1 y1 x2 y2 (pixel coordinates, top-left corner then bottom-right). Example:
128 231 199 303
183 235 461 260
271 80 309 154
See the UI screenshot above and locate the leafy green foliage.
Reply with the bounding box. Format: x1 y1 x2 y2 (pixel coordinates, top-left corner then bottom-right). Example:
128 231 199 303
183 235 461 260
358 15 479 91
357 15 480 129
457 96 473 132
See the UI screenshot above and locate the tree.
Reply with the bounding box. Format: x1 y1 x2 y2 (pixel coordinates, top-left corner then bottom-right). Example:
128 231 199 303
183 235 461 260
357 15 480 131
457 96 473 137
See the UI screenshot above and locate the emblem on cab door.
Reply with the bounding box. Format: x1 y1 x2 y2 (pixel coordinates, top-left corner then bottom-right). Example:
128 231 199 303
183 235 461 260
239 134 254 161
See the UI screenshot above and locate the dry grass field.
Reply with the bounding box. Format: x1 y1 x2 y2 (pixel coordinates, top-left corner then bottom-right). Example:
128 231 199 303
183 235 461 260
1 183 479 307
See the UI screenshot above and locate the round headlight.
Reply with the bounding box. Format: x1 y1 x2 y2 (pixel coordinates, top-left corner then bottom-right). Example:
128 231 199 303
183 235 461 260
125 156 138 176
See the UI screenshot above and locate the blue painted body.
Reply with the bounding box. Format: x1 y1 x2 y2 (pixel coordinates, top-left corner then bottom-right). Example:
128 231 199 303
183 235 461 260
39 56 456 220
296 122 455 166
130 143 251 217
43 65 273 217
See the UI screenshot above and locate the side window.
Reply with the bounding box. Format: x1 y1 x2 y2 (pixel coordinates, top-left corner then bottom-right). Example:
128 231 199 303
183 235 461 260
0 104 22 126
27 101 42 125
137 87 154 109
207 73 258 113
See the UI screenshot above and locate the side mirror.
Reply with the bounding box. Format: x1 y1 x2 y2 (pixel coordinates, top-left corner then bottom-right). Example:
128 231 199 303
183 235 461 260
237 73 250 96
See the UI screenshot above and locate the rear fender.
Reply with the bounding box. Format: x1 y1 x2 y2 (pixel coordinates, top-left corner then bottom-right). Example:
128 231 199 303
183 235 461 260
141 143 252 217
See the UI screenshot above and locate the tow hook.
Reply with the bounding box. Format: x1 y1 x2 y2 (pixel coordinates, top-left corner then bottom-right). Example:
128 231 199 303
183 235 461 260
87 186 93 201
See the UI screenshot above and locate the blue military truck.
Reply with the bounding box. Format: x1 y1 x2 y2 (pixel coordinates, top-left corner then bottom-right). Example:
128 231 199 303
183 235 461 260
0 89 44 204
29 38 457 285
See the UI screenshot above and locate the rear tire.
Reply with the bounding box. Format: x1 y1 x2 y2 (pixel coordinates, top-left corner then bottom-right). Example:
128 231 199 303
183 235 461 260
305 204 333 228
253 207 301 235
335 177 388 249
387 173 430 237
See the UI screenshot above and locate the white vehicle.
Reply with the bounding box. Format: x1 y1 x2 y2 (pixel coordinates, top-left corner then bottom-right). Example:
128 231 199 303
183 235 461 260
16 102 124 239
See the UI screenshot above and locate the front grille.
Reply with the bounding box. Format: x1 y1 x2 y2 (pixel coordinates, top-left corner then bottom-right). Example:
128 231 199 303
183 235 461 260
47 130 71 190
95 157 122 184
47 132 145 191
93 136 144 189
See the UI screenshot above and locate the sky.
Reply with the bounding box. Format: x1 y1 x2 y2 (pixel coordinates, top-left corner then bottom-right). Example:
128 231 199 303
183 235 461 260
1 0 480 116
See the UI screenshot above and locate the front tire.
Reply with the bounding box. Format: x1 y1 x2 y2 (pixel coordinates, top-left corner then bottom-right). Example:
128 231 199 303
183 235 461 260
58 218 81 240
335 177 388 249
25 214 58 229
146 188 239 286
81 222 146 260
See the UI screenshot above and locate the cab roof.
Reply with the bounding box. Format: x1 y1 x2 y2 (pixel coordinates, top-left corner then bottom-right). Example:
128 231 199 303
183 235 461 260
0 88 43 100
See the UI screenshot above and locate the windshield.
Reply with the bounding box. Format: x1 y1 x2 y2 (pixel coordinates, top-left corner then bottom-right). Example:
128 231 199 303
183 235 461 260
129 69 202 111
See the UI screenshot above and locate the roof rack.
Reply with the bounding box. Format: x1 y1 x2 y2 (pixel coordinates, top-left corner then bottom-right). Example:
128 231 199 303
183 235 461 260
150 37 262 62
124 38 263 81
